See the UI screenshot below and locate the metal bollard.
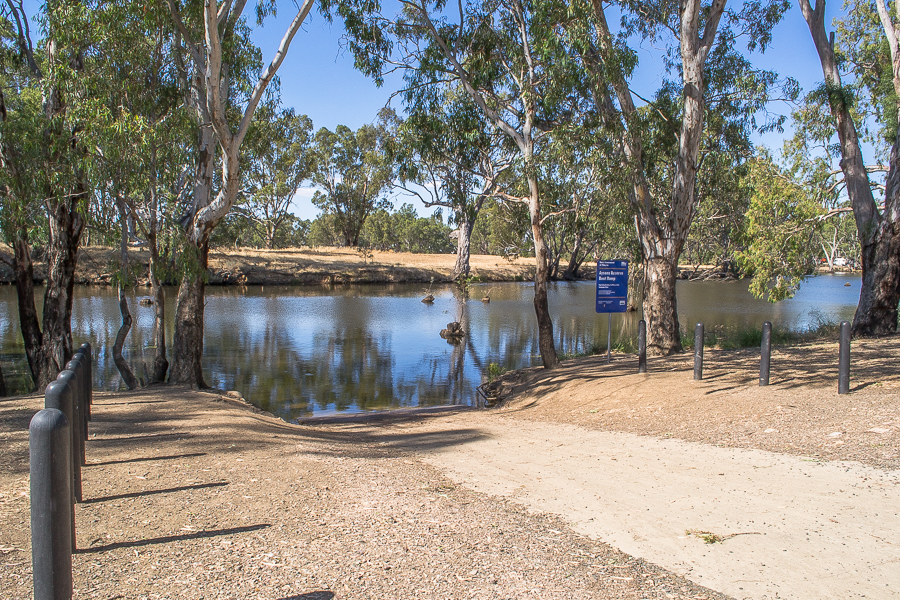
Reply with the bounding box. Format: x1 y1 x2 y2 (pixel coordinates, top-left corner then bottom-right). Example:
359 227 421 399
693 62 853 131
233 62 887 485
59 367 85 468
76 344 92 421
693 323 704 381
30 408 74 600
839 321 851 394
64 356 88 453
638 320 647 374
45 378 81 506
760 321 772 386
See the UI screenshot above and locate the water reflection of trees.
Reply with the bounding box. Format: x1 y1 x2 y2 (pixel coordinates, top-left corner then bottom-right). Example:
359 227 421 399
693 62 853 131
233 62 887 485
3 281 858 417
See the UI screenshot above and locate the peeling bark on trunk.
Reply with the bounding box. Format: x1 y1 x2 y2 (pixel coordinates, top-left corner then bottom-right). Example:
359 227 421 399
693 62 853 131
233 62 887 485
643 257 683 354
39 189 86 386
453 191 488 281
528 173 560 369
171 241 208 387
801 0 900 336
453 212 475 280
171 117 214 387
855 135 900 334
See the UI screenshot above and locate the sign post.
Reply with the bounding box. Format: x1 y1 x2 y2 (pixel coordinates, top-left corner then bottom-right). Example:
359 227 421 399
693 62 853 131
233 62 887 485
596 260 629 363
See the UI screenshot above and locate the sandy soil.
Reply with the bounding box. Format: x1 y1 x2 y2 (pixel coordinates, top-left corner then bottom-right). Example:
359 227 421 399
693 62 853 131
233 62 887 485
1 336 898 599
1 388 725 600
0 245 546 286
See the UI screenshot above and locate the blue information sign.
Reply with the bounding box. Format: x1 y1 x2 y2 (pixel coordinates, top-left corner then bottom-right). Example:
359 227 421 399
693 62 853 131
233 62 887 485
596 260 629 313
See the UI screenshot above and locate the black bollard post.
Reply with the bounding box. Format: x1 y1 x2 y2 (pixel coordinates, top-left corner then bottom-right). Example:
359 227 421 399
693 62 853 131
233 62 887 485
30 408 74 600
693 323 704 381
839 321 851 394
64 356 87 454
76 344 92 421
638 320 647 374
45 378 81 507
59 366 85 468
760 321 772 387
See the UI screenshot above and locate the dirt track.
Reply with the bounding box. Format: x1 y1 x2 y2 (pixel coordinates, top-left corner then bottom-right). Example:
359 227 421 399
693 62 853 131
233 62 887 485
1 336 898 599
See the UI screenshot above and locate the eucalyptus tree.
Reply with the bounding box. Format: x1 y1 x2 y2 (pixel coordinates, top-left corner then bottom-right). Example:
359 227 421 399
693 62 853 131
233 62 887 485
368 0 597 369
390 93 512 280
737 154 825 300
164 0 321 386
310 121 395 247
470 197 532 256
239 105 315 249
737 96 860 297
535 125 627 281
570 0 792 354
796 0 900 336
90 1 191 385
0 0 95 389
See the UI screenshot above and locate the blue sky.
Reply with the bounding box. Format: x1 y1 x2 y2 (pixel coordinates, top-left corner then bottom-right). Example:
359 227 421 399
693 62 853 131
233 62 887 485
250 0 844 219
21 0 849 220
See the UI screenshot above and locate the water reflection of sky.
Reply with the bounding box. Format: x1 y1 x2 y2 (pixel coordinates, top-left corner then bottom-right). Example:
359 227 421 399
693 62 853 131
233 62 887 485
0 274 861 418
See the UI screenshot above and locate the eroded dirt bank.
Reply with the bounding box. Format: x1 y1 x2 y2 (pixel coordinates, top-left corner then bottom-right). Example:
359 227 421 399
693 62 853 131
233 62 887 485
0 245 547 287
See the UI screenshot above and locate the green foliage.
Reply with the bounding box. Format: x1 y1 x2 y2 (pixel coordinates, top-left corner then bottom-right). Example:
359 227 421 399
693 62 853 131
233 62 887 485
308 214 342 248
735 157 824 301
485 362 507 383
834 0 899 145
311 121 395 247
238 106 315 249
470 199 532 258
361 204 454 253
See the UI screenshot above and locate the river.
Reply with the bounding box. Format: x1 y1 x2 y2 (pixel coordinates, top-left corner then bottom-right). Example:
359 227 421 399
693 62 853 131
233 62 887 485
0 273 860 419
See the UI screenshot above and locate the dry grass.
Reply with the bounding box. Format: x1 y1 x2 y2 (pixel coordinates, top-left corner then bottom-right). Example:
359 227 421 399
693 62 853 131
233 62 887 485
0 245 542 286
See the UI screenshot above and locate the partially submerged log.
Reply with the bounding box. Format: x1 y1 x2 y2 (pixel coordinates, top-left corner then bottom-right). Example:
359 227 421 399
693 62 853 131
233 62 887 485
440 321 464 339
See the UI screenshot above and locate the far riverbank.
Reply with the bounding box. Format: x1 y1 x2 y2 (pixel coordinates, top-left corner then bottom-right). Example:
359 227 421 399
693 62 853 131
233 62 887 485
1 244 855 287
0 245 546 286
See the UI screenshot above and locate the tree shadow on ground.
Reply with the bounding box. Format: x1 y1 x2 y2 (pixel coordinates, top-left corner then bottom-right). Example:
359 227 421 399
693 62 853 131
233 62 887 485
82 481 228 504
76 524 270 554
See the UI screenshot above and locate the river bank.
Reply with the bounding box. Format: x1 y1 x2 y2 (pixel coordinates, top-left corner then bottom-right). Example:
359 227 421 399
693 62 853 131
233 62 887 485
0 245 547 287
1 337 898 599
1 244 855 287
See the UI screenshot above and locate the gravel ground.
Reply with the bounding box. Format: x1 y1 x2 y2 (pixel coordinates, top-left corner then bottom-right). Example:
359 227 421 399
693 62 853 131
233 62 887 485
492 336 900 470
2 335 896 599
1 387 726 600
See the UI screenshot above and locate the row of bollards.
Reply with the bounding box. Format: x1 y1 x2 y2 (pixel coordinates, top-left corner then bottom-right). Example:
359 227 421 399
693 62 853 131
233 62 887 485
686 322 851 393
29 343 92 600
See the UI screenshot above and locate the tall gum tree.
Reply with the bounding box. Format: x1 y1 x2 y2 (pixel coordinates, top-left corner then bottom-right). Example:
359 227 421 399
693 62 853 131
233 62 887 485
798 0 900 335
576 0 790 354
377 0 595 369
0 0 91 389
390 99 512 280
165 0 311 386
310 122 395 247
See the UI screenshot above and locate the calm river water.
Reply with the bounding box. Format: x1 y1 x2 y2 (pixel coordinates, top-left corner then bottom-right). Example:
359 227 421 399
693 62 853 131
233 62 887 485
0 274 860 419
